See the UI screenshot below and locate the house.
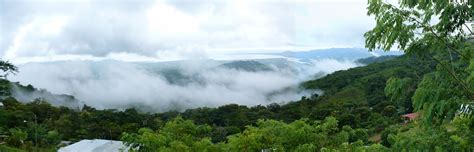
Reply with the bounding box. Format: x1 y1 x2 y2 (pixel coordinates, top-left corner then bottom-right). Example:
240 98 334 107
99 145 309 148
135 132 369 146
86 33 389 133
58 139 129 152
401 112 419 123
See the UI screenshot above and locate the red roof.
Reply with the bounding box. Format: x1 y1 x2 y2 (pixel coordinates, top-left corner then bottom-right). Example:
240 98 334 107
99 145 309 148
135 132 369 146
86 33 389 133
402 112 419 120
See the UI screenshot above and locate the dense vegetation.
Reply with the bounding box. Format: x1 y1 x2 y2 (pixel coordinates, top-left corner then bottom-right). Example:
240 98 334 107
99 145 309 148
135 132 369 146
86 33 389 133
0 0 473 151
0 54 437 151
356 55 398 64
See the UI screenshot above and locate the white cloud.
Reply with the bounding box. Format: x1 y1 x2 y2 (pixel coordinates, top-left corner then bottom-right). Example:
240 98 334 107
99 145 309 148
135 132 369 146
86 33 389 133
0 0 373 63
146 1 200 34
10 58 359 111
4 16 69 59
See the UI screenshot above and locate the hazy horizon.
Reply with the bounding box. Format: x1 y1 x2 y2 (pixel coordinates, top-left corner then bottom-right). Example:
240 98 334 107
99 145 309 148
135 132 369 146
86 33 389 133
1 0 385 111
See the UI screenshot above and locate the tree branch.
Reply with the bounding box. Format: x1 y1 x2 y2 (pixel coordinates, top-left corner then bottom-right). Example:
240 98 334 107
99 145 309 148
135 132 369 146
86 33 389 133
400 10 469 60
428 53 473 97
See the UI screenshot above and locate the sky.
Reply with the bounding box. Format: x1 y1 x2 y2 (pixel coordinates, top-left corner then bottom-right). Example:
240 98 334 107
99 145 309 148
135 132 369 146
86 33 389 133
1 0 374 111
0 0 374 64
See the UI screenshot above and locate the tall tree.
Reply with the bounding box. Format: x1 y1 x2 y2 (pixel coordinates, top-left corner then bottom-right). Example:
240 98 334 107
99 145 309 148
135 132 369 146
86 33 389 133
365 0 474 150
365 0 473 124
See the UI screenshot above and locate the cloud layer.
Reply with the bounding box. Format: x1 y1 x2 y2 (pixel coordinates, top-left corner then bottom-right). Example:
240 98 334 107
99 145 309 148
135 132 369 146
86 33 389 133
10 59 359 112
2 0 370 112
1 0 373 63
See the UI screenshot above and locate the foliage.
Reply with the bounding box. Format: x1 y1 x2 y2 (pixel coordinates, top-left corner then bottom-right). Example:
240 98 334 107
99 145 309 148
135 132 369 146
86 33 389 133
385 77 415 114
365 0 474 150
228 117 368 151
44 130 61 146
366 0 474 123
6 128 28 147
302 55 433 132
122 117 376 152
1 0 473 149
0 145 25 152
357 55 398 64
0 55 422 149
121 117 217 152
0 60 18 79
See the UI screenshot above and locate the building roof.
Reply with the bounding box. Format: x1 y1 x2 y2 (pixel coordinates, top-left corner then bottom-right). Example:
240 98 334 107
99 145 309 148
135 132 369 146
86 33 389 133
402 112 419 120
58 139 128 152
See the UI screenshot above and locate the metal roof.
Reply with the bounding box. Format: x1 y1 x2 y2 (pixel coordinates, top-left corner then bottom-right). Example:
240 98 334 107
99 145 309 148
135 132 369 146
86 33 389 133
58 139 128 152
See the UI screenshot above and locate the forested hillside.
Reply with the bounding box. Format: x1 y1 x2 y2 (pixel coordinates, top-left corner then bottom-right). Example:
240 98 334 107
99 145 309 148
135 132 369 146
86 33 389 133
0 54 436 151
0 0 473 151
1 53 472 151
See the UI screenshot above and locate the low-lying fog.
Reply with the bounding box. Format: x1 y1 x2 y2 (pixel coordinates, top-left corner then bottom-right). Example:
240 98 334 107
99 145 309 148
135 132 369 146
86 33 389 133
10 57 360 112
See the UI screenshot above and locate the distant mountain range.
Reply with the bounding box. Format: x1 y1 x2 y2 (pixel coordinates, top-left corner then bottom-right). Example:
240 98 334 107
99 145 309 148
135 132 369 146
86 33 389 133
140 59 294 86
274 48 402 61
6 48 402 111
219 60 274 72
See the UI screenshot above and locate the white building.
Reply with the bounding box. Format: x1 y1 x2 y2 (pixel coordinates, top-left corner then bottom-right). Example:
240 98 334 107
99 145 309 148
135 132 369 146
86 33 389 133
58 139 129 152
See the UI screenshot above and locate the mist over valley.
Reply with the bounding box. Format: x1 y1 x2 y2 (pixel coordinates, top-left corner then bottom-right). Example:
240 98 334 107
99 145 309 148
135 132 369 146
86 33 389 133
8 48 397 112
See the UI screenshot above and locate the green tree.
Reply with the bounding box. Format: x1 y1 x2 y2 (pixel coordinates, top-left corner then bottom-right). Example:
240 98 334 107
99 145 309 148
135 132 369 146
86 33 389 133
45 130 61 146
365 0 474 123
226 117 353 151
365 0 474 150
385 77 414 114
6 128 28 147
121 116 215 152
0 60 18 79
